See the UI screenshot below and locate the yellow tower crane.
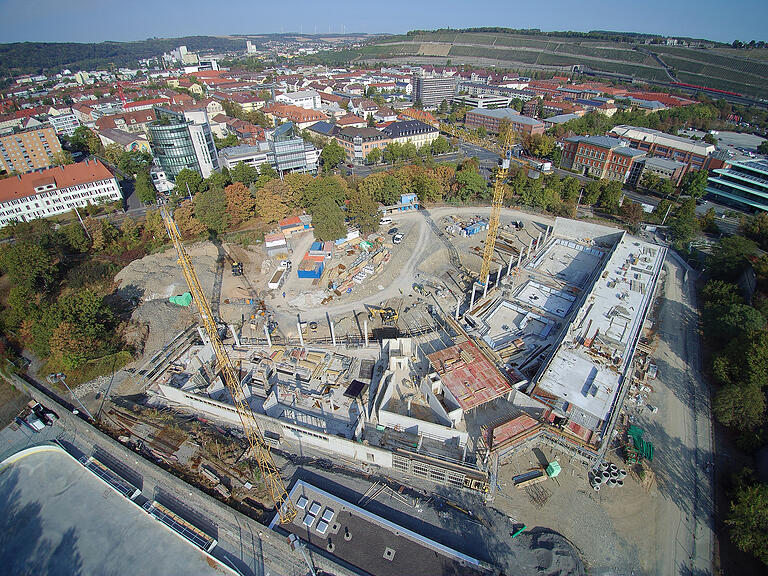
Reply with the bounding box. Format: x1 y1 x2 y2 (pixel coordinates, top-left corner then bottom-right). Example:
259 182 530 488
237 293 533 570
160 206 297 524
440 122 514 285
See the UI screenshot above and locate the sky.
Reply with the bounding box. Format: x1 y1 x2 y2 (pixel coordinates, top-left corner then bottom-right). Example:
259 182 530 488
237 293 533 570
0 0 765 44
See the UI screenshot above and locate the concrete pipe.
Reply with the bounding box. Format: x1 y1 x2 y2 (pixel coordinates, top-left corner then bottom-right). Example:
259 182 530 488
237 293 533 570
602 471 611 479
609 463 618 472
618 469 627 478
608 478 617 487
593 475 602 484
617 480 624 488
594 484 601 492
611 470 619 479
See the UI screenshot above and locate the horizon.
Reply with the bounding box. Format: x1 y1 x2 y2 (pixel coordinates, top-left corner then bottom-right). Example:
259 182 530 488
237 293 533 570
1 0 766 45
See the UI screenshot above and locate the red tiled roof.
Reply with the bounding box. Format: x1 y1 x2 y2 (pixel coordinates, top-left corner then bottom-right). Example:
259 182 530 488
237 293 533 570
124 97 170 109
0 159 114 204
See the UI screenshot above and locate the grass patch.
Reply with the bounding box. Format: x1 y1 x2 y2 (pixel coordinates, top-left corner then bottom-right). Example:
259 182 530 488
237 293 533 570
0 378 30 427
42 350 133 388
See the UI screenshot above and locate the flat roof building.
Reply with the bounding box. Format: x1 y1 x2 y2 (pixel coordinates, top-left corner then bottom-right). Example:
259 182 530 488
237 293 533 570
412 74 458 109
465 108 545 136
705 159 768 212
0 124 63 175
609 125 714 171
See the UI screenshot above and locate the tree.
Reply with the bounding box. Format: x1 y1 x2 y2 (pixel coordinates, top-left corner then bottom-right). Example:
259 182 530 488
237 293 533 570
0 242 56 293
213 133 239 150
202 170 231 192
346 189 380 234
230 162 259 187
560 176 580 204
619 198 644 229
224 182 256 226
173 169 203 196
117 150 152 175
70 126 102 155
680 169 709 199
410 171 442 203
704 133 717 145
301 175 347 209
194 187 229 234
134 171 157 205
174 200 206 238
707 235 757 281
51 150 74 166
453 168 487 203
357 172 400 205
758 140 768 155
366 147 381 165
668 198 699 244
526 133 556 158
597 180 623 214
120 216 140 249
143 209 167 242
583 180 602 205
49 321 99 369
321 140 345 173
310 196 346 241
727 481 768 565
60 222 90 253
366 113 375 127
256 180 291 223
104 143 124 166
430 135 450 155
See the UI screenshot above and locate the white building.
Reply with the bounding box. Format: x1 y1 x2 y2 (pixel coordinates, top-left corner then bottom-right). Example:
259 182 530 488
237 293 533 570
0 159 122 227
276 90 321 110
48 110 81 136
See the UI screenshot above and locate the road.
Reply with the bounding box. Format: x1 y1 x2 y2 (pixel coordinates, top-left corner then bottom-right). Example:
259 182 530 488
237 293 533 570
1 371 355 576
640 254 714 575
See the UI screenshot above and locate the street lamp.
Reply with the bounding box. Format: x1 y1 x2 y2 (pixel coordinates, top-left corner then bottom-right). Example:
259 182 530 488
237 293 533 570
52 373 94 420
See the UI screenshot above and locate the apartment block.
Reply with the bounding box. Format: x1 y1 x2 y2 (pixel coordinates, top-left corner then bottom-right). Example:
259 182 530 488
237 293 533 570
412 74 458 108
465 108 545 136
0 125 63 175
0 159 121 227
335 127 390 165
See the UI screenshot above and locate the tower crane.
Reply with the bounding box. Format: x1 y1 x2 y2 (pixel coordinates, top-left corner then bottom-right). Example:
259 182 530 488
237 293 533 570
160 206 297 524
440 122 514 286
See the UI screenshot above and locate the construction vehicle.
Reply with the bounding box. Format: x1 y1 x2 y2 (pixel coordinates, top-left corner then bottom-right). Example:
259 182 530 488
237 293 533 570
368 306 399 325
440 123 514 286
159 206 296 524
231 261 243 276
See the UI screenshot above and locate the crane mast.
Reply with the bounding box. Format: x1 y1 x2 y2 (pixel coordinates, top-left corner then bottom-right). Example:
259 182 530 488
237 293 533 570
160 206 296 524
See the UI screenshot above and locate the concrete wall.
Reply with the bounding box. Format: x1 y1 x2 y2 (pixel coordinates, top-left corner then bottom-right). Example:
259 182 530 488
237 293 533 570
552 217 625 247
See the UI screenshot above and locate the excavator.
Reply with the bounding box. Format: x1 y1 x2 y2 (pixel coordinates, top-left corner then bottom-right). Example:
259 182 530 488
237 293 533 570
368 306 399 325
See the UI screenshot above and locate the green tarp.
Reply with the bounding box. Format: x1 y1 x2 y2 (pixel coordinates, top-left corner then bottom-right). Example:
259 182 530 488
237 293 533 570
169 292 192 307
627 425 654 461
546 461 561 478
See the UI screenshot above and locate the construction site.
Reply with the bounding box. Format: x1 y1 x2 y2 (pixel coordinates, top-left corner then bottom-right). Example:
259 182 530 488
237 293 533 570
26 179 670 576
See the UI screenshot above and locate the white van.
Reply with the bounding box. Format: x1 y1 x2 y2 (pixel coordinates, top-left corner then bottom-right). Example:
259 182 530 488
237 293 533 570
379 216 392 226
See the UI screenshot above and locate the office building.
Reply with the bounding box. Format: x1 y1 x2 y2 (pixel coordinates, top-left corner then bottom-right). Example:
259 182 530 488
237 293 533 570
0 125 63 175
609 125 714 171
0 159 121 227
562 135 647 185
705 159 768 212
148 107 219 182
465 108 545 136
640 157 687 186
453 94 512 109
412 74 458 108
218 142 271 171
269 122 320 174
276 90 321 110
335 127 390 165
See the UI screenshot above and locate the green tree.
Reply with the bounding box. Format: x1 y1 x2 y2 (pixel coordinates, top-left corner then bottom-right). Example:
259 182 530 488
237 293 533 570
321 140 345 173
0 242 56 293
51 150 74 166
560 176 580 204
758 140 768 155
453 169 487 203
202 170 231 192
194 187 229 234
104 143 124 166
597 181 623 214
135 171 157 204
301 176 347 209
117 150 152 175
619 198 644 229
310 196 346 241
583 180 602 205
727 480 768 565
668 198 699 244
707 236 757 281
704 133 717 145
213 133 239 150
358 172 400 205
61 222 91 253
366 113 375 127
346 189 380 234
410 171 442 203
70 126 102 155
713 383 765 430
680 169 709 199
430 135 450 155
366 147 382 165
173 169 203 196
230 161 259 187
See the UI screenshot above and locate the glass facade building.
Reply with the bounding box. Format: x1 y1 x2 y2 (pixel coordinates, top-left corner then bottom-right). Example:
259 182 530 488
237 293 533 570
148 107 218 182
270 123 314 174
706 160 768 212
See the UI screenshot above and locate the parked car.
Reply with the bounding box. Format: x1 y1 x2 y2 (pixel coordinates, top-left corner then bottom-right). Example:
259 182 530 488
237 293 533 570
380 216 393 225
388 227 399 235
393 233 404 244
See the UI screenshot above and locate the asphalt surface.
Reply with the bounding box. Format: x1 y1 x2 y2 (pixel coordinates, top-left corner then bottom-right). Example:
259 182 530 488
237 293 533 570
639 253 714 575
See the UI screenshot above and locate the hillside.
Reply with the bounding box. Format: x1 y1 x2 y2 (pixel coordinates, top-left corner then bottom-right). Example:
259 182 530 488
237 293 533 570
346 29 768 99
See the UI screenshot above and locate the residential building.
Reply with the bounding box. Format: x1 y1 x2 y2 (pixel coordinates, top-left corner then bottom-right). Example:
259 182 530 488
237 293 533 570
457 81 535 102
640 157 687 186
306 121 337 141
609 125 714 171
0 125 63 175
335 127 390 165
123 98 171 112
705 159 768 212
263 104 328 130
350 98 379 120
381 120 439 148
148 106 219 182
0 159 121 227
275 90 321 110
562 135 646 185
542 113 580 128
412 74 458 108
48 110 80 136
335 114 367 129
95 109 157 135
465 108 545 136
97 128 151 154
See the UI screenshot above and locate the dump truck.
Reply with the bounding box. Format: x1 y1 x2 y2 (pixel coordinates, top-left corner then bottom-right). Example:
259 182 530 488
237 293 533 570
268 268 286 290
